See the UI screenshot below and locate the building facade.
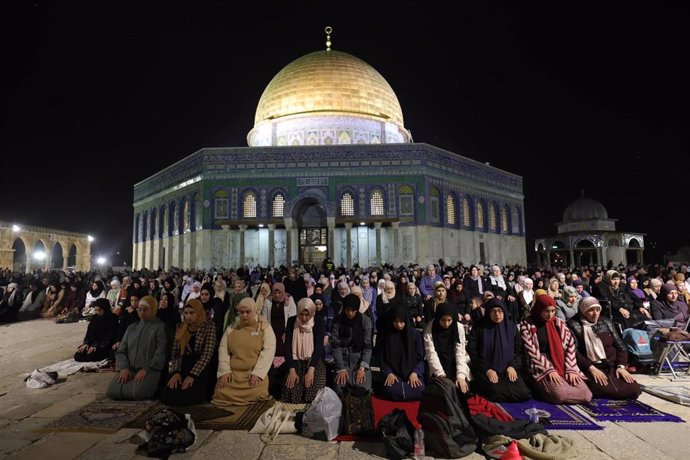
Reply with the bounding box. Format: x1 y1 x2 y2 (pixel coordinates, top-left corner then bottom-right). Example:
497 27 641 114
132 41 526 270
534 195 644 267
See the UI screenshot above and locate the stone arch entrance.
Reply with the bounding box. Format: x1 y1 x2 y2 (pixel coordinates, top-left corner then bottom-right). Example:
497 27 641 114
51 242 64 270
293 197 328 266
12 238 26 273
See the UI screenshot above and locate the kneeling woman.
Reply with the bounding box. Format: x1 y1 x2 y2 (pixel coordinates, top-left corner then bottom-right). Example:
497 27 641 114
74 298 118 362
520 295 592 404
106 296 168 400
467 299 531 402
331 294 373 395
567 297 641 399
378 304 425 401
282 298 326 403
423 303 471 394
212 298 276 407
162 299 217 406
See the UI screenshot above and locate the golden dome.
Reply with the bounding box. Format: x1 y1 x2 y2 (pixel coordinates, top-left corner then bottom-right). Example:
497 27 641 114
254 50 404 126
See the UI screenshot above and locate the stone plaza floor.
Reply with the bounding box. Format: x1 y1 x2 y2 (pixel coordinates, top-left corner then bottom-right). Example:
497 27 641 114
2 319 690 459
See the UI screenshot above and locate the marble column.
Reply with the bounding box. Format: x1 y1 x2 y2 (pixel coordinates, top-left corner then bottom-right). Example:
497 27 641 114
62 249 69 270
638 249 643 264
239 225 247 268
25 252 32 274
327 217 335 261
374 222 382 267
545 250 551 266
568 249 575 268
221 225 231 268
268 224 276 268
284 218 293 266
344 223 353 268
391 222 400 267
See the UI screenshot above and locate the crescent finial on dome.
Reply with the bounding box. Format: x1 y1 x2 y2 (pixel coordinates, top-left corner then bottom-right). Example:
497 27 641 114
325 26 332 51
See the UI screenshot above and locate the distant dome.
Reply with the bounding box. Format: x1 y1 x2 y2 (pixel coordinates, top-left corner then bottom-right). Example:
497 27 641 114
562 196 609 222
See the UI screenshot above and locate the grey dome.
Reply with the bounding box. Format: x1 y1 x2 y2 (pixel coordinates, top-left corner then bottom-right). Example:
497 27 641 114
562 197 608 222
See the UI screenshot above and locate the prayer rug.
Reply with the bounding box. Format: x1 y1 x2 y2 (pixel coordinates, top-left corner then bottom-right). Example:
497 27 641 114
126 398 274 431
578 398 685 423
38 399 161 434
335 395 421 441
495 400 603 430
642 385 690 406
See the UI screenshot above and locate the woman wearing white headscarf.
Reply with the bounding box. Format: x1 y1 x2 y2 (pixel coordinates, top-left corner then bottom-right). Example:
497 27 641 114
212 297 275 407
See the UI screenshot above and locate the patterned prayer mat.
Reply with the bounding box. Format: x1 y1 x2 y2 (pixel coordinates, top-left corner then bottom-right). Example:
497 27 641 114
578 398 685 422
126 399 274 431
38 399 161 434
642 385 690 406
495 400 603 430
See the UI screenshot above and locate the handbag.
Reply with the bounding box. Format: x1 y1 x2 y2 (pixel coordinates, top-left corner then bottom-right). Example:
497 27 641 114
342 385 375 436
249 402 298 441
377 408 415 459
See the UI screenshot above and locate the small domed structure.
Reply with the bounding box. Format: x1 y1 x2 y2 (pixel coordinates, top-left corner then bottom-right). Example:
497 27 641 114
562 196 609 222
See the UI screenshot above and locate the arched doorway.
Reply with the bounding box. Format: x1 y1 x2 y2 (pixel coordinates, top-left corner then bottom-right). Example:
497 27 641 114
51 242 64 270
575 239 596 266
294 198 328 265
12 238 26 273
33 240 47 271
67 244 78 267
627 238 642 264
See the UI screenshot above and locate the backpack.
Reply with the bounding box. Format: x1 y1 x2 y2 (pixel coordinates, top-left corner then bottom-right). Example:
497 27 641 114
417 377 477 458
377 408 415 460
622 328 654 364
341 385 375 436
137 408 196 459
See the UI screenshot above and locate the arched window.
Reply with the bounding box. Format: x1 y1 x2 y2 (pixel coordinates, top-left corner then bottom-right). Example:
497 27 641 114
214 190 229 219
370 189 384 216
243 192 257 218
161 206 167 237
501 205 509 234
272 193 285 217
446 195 456 225
398 185 414 217
430 186 440 223
462 196 471 228
172 202 180 235
182 199 191 232
476 201 485 230
489 202 497 231
341 192 354 216
193 193 202 230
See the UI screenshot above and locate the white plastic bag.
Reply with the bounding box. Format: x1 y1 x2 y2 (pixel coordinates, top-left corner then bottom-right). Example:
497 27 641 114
302 387 342 441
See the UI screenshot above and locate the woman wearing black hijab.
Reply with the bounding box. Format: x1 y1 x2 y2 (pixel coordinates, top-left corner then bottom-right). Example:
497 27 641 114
423 302 471 393
74 298 118 362
377 303 425 401
331 294 372 395
467 298 531 402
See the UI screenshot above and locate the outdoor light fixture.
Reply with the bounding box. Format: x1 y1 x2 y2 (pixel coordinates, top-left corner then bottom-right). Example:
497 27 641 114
87 235 95 242
258 224 265 228
12 224 21 232
97 257 106 265
360 222 366 226
33 251 46 261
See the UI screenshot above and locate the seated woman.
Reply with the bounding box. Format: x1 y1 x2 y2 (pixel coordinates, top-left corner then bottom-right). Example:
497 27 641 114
74 298 118 362
423 281 458 324
651 283 690 329
331 293 373 395
568 297 641 399
377 304 425 401
467 298 531 402
281 298 326 404
106 296 168 400
212 297 275 407
157 292 181 341
313 293 335 362
402 282 425 329
520 295 592 404
162 299 217 406
555 286 580 321
423 303 471 394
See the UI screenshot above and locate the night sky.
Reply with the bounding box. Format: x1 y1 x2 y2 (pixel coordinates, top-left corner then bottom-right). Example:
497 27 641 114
1 1 687 266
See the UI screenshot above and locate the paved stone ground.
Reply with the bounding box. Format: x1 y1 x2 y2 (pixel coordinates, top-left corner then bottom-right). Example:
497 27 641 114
2 319 690 459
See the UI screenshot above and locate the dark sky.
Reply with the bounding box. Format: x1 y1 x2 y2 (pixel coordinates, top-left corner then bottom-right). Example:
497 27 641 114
1 1 688 265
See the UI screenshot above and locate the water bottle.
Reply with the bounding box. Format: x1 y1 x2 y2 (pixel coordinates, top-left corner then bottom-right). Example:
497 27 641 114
414 427 425 459
526 405 540 423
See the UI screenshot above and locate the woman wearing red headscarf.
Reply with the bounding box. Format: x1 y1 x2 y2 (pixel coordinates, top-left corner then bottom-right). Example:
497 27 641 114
520 295 592 404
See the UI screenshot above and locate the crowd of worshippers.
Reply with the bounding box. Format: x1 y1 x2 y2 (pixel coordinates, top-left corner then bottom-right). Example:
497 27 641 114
0 261 689 407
